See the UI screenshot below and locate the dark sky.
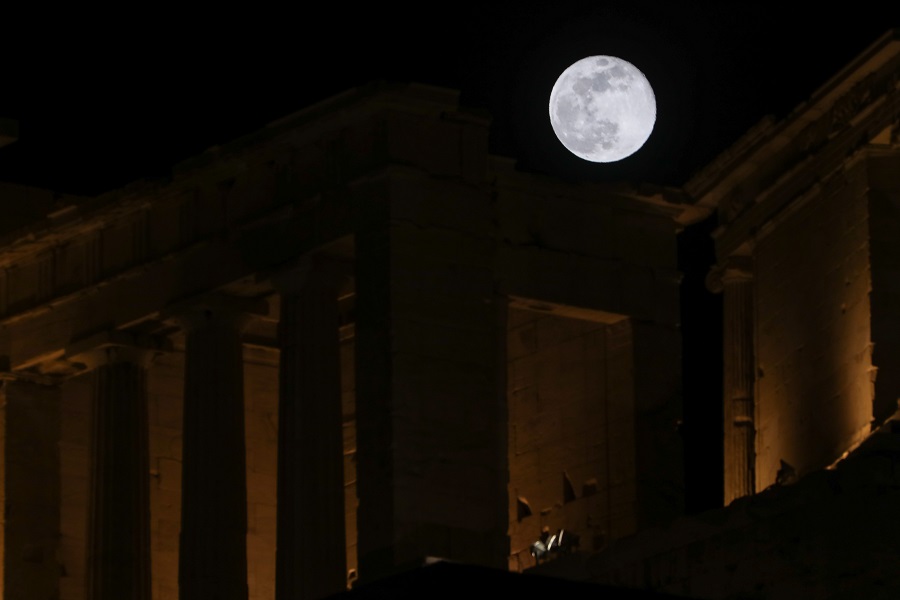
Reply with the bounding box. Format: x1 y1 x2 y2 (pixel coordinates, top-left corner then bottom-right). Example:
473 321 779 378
0 5 892 193
0 5 895 511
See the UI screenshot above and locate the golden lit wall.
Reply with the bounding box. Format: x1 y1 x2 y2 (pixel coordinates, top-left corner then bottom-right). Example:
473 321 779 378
507 308 635 571
243 358 279 600
754 159 873 488
147 350 185 600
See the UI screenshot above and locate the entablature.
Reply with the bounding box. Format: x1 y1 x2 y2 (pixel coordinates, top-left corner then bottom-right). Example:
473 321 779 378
686 29 900 262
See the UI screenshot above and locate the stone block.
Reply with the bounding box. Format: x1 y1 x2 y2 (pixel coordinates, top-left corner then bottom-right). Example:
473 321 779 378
386 112 463 177
157 457 182 492
246 530 276 565
247 471 277 507
59 447 90 486
248 504 277 540
150 425 183 460
509 517 538 551
509 354 537 392
244 363 279 413
508 306 540 329
343 421 357 454
153 393 183 429
563 496 591 533
509 447 540 491
151 550 179 599
156 518 180 552
392 318 497 368
507 321 537 360
392 290 498 336
59 494 88 533
509 385 538 425
151 487 181 522
340 342 356 393
244 410 278 443
341 390 356 422
389 176 492 237
248 440 278 476
613 211 677 268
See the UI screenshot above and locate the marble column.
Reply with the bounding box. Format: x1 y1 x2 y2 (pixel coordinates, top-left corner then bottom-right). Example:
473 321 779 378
86 345 154 600
355 219 508 580
718 257 756 504
0 376 61 600
177 303 250 600
275 258 347 600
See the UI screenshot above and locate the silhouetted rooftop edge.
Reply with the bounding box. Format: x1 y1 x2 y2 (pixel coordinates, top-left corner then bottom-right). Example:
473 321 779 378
685 27 900 215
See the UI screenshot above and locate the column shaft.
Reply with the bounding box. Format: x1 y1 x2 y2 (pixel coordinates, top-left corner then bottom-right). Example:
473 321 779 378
723 273 755 504
179 309 249 600
87 356 151 600
355 221 508 581
276 266 347 600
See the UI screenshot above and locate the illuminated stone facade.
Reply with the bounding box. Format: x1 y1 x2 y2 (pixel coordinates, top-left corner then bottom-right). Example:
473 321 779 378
694 29 900 501
550 28 900 600
0 84 697 599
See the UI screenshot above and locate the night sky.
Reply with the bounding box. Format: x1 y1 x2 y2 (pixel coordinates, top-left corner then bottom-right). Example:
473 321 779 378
0 5 895 512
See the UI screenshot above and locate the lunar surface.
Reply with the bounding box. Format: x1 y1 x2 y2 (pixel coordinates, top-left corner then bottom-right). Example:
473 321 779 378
549 55 656 162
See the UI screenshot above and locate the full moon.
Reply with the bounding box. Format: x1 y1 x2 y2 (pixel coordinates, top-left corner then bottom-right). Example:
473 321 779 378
549 55 656 163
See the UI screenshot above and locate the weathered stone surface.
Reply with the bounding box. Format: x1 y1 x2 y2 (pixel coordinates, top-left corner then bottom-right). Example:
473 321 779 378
0 82 693 599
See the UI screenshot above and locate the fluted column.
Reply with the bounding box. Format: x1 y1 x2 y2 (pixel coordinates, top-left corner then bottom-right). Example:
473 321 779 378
86 345 154 600
275 258 347 600
177 302 250 600
716 256 756 504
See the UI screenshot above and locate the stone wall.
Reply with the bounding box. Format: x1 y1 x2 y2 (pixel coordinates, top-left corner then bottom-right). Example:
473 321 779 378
754 157 873 487
0 84 692 596
494 163 685 530
507 309 636 572
2 381 61 600
244 358 279 600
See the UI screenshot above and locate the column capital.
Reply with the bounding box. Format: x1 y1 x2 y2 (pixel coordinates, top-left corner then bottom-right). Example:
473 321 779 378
66 330 172 372
0 357 78 387
162 292 267 334
0 331 171 385
706 255 753 293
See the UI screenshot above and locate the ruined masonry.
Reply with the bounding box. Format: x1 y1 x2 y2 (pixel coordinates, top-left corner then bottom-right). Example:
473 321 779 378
0 83 700 599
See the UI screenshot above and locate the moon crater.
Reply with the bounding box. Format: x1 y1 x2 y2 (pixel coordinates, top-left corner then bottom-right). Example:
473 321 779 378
549 55 656 163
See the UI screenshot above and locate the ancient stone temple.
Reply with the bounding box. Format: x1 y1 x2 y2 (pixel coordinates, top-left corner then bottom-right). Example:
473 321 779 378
0 83 702 599
553 27 900 600
696 28 900 502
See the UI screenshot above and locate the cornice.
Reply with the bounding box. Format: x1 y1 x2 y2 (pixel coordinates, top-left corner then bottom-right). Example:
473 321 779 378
685 29 900 260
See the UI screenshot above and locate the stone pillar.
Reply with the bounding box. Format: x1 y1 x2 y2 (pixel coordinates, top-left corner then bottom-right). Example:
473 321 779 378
630 319 685 527
355 216 507 583
274 258 347 600
177 302 250 600
85 345 154 600
0 376 61 600
714 256 756 504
